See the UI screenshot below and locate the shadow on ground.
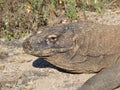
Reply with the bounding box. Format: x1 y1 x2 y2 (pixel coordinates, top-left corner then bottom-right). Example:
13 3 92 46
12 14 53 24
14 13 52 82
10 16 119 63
32 58 77 74
32 58 55 68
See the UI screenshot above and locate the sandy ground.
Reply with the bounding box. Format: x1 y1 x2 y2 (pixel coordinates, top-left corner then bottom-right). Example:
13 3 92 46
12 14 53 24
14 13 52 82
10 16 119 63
0 9 120 90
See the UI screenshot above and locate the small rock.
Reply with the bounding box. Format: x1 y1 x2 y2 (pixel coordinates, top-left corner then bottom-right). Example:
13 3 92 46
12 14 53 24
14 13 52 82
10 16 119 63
25 81 35 90
0 62 5 70
0 46 5 56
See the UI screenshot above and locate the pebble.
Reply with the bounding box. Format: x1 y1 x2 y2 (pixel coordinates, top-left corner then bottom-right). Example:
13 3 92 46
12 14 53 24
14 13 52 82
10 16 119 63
0 62 5 70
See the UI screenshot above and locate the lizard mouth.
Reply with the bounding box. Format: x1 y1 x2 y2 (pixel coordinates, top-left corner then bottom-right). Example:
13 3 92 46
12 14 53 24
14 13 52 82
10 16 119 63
23 39 72 57
23 46 72 57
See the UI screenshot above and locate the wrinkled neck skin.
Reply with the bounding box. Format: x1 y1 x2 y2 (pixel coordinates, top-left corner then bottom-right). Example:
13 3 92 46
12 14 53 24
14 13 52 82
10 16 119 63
45 24 120 73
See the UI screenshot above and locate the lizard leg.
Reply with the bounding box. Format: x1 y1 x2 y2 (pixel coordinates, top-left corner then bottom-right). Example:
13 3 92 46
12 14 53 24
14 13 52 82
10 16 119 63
77 65 120 90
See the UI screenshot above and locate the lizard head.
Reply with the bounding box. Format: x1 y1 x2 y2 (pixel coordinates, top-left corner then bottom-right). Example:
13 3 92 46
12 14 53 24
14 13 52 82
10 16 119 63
23 22 96 73
23 23 78 57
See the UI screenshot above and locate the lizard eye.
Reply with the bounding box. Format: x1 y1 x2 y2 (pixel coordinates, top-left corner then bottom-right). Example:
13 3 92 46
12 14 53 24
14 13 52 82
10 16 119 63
46 34 58 43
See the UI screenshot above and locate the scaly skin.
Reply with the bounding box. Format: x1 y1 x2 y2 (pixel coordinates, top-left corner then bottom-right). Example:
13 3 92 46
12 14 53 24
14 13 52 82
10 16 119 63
23 21 120 90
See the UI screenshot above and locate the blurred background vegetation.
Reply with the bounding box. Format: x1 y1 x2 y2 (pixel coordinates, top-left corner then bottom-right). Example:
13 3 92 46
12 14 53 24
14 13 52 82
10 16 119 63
0 0 119 40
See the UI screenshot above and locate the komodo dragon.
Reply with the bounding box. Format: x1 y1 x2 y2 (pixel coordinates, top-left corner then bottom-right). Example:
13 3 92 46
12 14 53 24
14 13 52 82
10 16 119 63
23 21 120 90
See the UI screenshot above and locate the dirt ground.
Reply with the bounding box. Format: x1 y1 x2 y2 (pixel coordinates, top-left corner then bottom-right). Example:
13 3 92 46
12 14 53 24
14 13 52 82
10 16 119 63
0 9 120 90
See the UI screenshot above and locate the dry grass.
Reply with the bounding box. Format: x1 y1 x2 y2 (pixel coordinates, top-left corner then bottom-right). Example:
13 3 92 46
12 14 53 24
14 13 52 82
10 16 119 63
0 0 119 40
